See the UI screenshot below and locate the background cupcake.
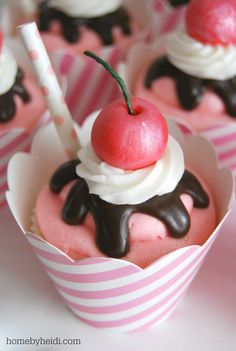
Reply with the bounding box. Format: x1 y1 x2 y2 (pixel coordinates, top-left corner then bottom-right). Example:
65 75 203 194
122 0 236 175
0 0 153 57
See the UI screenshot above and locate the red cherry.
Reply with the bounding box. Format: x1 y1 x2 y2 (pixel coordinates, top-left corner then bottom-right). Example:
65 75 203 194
91 97 168 170
186 0 236 46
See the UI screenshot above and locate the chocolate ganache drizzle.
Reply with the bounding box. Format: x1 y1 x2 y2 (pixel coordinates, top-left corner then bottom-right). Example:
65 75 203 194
145 56 236 117
0 68 31 123
50 159 209 258
39 1 131 45
168 0 190 7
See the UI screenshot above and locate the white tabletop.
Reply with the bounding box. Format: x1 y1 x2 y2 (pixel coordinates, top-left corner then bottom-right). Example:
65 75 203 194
1 201 236 351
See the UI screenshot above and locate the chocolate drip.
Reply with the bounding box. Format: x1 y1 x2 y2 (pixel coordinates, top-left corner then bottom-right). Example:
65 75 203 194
145 56 236 117
39 0 131 45
62 180 90 225
50 161 209 258
168 0 190 7
0 68 31 123
50 159 80 193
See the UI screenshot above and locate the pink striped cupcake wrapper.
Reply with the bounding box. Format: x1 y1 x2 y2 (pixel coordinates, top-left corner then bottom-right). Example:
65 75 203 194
0 112 50 210
170 122 236 177
51 47 123 126
201 124 236 177
151 0 186 37
6 120 233 332
167 122 236 177
23 229 221 332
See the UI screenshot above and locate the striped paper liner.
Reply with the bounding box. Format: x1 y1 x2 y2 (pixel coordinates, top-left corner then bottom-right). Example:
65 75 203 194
24 227 219 332
201 124 236 176
168 122 236 177
152 0 186 35
0 129 31 209
6 119 233 331
51 47 123 126
0 112 49 210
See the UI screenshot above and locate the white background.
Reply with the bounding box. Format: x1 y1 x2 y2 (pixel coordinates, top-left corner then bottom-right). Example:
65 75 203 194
1 200 236 351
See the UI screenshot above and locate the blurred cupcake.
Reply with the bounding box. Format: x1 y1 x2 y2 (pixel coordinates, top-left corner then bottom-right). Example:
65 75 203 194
0 33 46 209
39 0 136 54
123 0 236 173
0 0 153 56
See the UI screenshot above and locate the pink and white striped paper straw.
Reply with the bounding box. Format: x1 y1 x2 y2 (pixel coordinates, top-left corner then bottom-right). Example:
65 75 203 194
18 22 81 159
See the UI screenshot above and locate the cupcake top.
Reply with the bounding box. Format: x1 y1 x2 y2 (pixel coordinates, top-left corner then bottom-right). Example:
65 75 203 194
47 0 123 18
39 0 131 45
166 24 236 81
76 131 184 205
145 0 236 117
50 100 209 258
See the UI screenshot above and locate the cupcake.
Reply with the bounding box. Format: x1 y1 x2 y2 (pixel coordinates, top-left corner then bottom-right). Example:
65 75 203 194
7 107 233 332
0 33 46 209
134 0 236 131
39 0 133 53
2 0 151 57
124 0 236 173
6 53 233 331
34 101 216 267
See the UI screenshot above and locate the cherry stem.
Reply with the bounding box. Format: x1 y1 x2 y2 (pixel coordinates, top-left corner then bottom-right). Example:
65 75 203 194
84 50 134 115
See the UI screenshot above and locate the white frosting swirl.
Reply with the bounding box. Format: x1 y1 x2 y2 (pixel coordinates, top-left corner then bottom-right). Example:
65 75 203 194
48 0 122 18
0 45 18 95
76 136 184 205
166 25 236 80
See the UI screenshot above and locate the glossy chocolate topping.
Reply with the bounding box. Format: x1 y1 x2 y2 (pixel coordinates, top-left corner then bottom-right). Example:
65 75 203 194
50 159 209 258
39 0 131 45
168 0 189 7
0 68 31 123
145 56 236 117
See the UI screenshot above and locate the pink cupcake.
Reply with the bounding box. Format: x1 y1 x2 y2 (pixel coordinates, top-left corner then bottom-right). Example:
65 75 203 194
39 0 139 54
6 48 234 331
33 108 218 265
123 0 236 174
2 0 152 57
6 98 233 331
0 34 46 209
